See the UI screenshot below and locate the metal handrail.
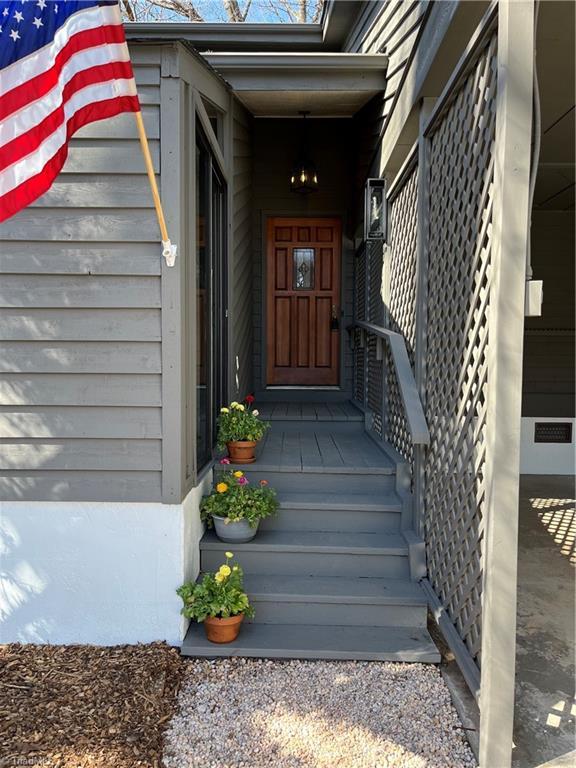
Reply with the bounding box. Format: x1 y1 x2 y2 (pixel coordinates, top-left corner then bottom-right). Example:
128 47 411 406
353 320 430 445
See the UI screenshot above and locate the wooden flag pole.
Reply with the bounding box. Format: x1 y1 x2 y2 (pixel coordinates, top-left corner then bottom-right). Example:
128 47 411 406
134 110 177 266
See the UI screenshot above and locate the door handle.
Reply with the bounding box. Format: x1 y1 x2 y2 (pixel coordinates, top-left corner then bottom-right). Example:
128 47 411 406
330 304 340 331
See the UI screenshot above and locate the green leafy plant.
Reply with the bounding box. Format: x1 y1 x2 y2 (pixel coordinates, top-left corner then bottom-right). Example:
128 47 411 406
216 395 270 449
200 469 278 528
176 552 254 622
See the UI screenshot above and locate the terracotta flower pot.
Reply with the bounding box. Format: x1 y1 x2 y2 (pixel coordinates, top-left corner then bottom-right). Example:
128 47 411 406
227 440 257 464
203 613 244 644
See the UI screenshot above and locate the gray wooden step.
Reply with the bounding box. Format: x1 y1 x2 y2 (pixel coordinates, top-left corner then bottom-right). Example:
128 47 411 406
261 491 402 532
181 622 441 662
241 575 427 627
213 469 396 494
200 530 410 578
217 429 395 473
253 394 358 408
261 420 364 434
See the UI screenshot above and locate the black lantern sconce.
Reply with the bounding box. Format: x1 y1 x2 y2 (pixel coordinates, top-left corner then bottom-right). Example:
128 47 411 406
364 178 387 241
290 111 319 194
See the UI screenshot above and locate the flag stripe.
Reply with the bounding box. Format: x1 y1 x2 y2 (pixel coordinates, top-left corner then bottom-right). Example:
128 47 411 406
1 42 131 145
0 25 128 121
1 77 138 196
0 62 136 173
0 95 140 223
1 4 120 96
0 1 140 223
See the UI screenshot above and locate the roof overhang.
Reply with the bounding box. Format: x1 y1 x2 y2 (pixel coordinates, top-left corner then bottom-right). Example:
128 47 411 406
202 52 388 117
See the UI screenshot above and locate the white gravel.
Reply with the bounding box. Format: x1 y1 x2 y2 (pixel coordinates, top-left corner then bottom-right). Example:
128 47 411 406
163 658 477 768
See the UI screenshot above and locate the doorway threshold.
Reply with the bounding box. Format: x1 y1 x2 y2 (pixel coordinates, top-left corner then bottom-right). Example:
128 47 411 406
266 386 342 391
255 389 352 403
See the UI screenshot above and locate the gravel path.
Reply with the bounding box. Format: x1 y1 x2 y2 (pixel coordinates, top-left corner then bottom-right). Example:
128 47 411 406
163 658 477 768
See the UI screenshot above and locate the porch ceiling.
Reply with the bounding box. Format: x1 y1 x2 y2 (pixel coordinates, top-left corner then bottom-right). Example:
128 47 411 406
202 52 387 117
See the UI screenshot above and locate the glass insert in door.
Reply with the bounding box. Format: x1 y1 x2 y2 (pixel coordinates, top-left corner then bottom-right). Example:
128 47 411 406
293 248 315 290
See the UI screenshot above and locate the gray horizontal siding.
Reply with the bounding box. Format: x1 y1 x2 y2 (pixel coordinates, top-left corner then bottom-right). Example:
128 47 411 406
0 471 162 502
0 276 160 307
0 408 161 439
346 0 428 161
0 440 162 471
0 342 161 373
0 46 165 502
0 242 161 275
0 374 162 407
1 209 161 241
30 175 159 208
0 309 161 341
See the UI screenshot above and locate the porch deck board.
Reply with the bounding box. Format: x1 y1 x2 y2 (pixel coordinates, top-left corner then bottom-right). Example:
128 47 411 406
314 433 345 468
299 431 323 468
237 427 394 473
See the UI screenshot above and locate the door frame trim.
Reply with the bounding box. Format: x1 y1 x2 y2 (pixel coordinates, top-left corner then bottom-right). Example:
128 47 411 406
261 213 346 390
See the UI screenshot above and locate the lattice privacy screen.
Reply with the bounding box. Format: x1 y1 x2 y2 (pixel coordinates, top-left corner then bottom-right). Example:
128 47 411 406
353 245 367 404
385 163 419 465
353 240 385 436
422 35 498 668
352 34 498 673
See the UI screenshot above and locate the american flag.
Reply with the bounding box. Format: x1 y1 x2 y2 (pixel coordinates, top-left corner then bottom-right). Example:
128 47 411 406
0 0 140 223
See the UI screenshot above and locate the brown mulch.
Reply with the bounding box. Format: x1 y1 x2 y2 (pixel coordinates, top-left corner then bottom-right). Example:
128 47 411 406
0 642 183 768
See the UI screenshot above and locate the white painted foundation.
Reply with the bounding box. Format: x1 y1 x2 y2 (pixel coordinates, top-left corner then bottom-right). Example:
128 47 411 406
520 417 576 475
0 473 212 646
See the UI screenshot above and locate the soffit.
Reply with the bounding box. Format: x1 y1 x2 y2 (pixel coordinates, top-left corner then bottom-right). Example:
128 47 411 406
202 52 387 117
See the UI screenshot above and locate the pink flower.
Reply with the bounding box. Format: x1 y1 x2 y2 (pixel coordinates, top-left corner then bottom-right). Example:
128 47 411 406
237 476 249 485
259 479 269 487
220 457 231 465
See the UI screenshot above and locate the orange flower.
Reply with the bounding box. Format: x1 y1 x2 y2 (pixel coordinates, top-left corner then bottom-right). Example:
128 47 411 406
259 479 269 487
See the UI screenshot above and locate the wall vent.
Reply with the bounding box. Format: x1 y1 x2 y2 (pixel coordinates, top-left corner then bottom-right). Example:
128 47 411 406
534 422 573 444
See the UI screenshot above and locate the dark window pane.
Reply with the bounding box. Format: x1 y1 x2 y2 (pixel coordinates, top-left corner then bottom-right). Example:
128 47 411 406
196 140 210 469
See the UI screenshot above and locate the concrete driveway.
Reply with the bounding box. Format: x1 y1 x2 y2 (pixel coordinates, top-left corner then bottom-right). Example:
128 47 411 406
513 475 576 768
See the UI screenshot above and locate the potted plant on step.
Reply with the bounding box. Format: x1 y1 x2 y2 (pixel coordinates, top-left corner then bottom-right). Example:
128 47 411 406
201 467 278 543
176 552 254 644
217 395 270 463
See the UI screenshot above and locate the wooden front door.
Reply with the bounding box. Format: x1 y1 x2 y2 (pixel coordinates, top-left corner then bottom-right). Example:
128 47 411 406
266 217 341 386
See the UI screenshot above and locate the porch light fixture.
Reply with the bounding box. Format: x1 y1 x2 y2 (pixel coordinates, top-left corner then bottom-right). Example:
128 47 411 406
290 111 319 194
364 178 387 241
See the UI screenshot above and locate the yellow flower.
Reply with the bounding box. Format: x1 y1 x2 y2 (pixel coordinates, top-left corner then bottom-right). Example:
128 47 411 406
225 551 234 558
215 573 225 583
216 482 228 494
220 407 229 414
233 470 244 478
232 565 239 572
236 404 245 412
230 401 239 408
218 565 232 577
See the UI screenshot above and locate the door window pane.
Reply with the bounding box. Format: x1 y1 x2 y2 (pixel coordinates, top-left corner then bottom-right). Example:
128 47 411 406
293 248 315 290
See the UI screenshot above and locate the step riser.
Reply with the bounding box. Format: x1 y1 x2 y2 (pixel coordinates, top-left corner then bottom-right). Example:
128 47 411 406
247 601 426 628
181 622 441 663
201 550 410 578
254 391 352 403
262 421 364 434
213 470 395 493
260 508 401 533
